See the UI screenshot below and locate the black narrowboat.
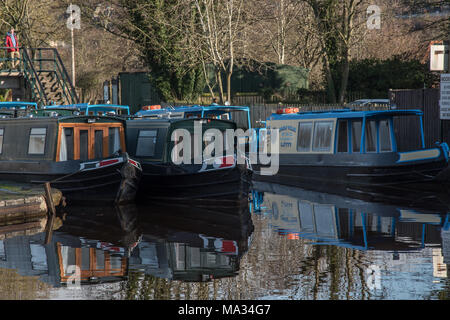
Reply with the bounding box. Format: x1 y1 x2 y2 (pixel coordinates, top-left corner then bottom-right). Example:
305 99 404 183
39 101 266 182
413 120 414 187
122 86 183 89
126 118 250 202
0 115 141 205
252 109 450 193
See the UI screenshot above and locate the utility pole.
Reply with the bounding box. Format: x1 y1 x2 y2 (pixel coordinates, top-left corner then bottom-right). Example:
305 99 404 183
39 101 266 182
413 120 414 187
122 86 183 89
71 27 75 87
67 4 81 88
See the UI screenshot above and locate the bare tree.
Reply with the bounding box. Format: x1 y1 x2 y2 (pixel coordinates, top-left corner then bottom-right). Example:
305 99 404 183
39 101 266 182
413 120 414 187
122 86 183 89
253 0 302 65
299 0 367 103
193 0 247 104
0 0 63 49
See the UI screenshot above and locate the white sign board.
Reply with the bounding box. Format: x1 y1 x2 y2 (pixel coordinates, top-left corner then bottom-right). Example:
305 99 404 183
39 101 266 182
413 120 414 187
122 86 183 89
431 45 448 71
440 74 450 120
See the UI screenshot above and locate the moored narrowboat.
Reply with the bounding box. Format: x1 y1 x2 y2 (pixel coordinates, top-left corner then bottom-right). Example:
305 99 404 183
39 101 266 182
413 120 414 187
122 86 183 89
38 103 131 117
0 114 141 205
135 104 251 129
125 118 250 202
252 109 450 193
0 101 38 118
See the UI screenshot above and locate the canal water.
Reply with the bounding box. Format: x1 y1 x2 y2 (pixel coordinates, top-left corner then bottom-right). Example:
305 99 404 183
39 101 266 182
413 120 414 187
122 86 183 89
0 182 450 300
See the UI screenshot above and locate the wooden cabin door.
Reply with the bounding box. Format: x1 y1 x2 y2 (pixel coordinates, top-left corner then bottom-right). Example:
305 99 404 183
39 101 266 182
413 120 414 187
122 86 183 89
74 126 109 160
58 123 125 161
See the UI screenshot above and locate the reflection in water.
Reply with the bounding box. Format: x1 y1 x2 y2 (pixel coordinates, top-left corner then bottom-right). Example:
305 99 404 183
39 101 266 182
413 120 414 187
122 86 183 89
0 196 254 299
2 182 450 300
0 214 53 299
129 200 253 283
254 182 445 251
246 181 450 300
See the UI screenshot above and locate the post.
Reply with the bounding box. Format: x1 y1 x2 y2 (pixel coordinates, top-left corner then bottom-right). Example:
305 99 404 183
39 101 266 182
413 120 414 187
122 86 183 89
71 27 76 87
44 182 56 244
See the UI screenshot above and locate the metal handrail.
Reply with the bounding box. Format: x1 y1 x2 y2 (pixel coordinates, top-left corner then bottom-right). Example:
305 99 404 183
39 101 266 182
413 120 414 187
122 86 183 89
53 48 78 103
20 48 49 106
0 47 77 106
28 48 79 105
52 61 73 105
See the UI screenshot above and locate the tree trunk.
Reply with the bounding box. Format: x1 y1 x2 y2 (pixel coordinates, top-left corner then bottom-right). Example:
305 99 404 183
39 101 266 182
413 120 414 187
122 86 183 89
226 70 232 103
216 69 225 104
338 54 350 104
323 55 337 103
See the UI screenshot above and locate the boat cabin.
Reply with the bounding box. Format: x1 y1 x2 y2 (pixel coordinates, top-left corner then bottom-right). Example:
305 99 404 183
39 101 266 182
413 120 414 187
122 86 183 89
126 118 238 164
266 109 439 158
0 115 126 162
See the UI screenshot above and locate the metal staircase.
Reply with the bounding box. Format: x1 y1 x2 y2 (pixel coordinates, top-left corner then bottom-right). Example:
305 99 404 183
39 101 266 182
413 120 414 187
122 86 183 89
0 47 79 106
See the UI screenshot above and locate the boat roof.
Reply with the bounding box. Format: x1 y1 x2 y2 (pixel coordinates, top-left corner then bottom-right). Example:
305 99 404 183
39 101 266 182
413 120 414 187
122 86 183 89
0 114 126 123
128 117 235 126
269 109 423 120
0 101 38 109
43 103 130 115
135 104 250 116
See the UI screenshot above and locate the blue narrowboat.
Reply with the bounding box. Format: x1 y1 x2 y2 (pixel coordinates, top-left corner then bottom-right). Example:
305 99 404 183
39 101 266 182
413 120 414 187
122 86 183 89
39 103 131 117
135 104 252 129
253 109 450 192
0 101 38 117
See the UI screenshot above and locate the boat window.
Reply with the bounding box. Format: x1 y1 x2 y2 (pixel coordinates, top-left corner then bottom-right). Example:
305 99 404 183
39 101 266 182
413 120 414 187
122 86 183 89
65 128 74 160
365 120 377 153
79 130 89 160
109 127 121 155
352 121 362 153
81 247 90 271
204 130 224 158
393 116 423 152
96 249 105 270
379 120 392 152
0 129 4 154
314 204 336 238
0 240 5 261
30 243 48 271
230 111 249 130
59 128 74 161
297 122 313 152
312 121 333 152
298 202 314 233
59 130 67 161
136 130 158 157
28 128 47 155
337 120 348 153
94 130 104 159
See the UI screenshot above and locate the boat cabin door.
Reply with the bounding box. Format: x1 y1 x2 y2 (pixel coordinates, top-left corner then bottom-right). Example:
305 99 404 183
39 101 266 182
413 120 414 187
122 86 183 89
57 123 125 161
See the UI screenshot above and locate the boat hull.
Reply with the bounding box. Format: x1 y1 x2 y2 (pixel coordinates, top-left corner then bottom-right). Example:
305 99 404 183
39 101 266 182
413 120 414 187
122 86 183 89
136 163 251 203
0 154 141 205
252 152 449 194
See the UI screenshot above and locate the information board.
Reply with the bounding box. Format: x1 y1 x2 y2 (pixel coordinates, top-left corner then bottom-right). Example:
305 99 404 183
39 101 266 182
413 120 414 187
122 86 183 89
440 74 450 120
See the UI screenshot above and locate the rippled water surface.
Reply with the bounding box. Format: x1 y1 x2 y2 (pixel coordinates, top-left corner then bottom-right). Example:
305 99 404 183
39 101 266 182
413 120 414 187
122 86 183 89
1 181 450 300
